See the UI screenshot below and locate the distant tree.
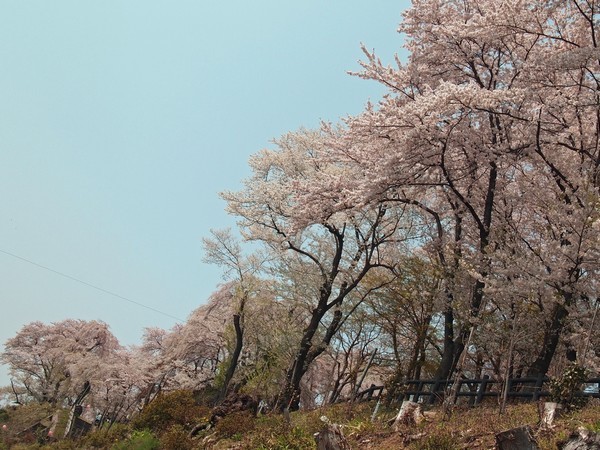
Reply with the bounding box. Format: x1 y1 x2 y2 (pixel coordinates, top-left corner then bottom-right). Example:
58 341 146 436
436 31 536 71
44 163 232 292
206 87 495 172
138 286 232 396
1 320 122 406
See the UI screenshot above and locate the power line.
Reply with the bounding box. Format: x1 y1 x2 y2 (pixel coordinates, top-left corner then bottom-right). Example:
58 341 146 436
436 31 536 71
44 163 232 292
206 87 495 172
0 248 184 323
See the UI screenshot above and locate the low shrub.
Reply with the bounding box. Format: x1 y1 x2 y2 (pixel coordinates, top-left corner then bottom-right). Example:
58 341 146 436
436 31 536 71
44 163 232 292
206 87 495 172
274 427 315 449
132 390 209 433
214 411 255 439
159 424 195 450
549 364 589 411
80 423 131 448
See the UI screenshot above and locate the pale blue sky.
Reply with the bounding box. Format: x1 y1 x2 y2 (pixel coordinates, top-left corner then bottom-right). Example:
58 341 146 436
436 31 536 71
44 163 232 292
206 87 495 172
0 1 410 386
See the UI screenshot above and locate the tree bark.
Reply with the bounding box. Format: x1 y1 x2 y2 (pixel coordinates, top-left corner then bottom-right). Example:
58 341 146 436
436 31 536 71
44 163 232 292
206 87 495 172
219 313 243 401
527 292 572 377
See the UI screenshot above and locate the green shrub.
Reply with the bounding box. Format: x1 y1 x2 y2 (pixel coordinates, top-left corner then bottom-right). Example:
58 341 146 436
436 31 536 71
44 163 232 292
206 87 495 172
214 411 255 439
549 364 589 411
193 386 220 407
81 423 131 448
111 430 159 450
132 390 209 433
41 440 80 449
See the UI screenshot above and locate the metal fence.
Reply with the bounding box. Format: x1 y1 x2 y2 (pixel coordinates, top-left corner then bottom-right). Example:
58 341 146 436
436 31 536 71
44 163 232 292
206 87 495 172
354 376 600 405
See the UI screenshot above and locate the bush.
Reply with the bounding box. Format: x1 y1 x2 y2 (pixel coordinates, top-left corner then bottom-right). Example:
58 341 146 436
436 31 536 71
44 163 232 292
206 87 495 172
214 411 255 439
549 364 589 411
193 386 220 407
132 390 209 433
249 425 315 450
111 430 159 450
80 423 131 448
159 425 195 450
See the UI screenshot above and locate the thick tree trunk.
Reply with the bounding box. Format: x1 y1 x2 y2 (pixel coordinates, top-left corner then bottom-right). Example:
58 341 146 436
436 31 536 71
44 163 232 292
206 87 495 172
527 293 572 377
277 308 324 411
435 307 457 381
277 306 343 411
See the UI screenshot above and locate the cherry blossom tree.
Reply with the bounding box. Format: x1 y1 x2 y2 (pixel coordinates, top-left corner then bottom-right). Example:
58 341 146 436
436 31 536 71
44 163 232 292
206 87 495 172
202 228 266 400
137 285 232 397
292 0 600 382
222 129 415 410
1 320 122 406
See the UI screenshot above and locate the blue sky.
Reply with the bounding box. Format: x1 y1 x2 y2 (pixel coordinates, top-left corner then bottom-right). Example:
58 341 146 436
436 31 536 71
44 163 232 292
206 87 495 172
0 1 410 386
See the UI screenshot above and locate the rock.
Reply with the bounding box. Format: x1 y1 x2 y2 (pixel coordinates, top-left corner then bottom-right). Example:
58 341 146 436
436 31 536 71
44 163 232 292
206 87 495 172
561 427 600 450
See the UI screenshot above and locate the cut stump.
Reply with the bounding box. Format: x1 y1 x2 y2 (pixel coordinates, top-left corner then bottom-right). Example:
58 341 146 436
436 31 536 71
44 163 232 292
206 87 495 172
540 402 562 429
392 401 424 430
496 425 540 450
314 423 351 450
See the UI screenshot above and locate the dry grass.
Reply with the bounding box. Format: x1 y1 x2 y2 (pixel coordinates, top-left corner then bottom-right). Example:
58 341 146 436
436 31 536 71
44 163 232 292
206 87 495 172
211 399 600 449
3 398 599 449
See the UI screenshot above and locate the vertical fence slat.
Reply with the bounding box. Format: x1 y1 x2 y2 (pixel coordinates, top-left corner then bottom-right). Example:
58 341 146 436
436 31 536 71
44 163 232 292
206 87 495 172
475 375 490 405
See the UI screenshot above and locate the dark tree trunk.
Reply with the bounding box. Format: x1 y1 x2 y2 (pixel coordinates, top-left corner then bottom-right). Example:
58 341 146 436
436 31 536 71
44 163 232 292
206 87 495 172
277 307 326 411
527 294 571 377
277 306 344 411
435 307 457 381
219 313 243 401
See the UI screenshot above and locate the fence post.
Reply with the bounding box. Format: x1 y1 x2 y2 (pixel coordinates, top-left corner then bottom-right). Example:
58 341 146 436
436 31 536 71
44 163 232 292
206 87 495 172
475 375 490 405
414 380 424 402
428 380 441 404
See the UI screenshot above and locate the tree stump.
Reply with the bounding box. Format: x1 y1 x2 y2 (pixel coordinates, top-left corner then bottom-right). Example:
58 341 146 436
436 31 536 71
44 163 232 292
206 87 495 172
540 402 562 429
495 426 540 450
561 427 600 450
314 423 351 450
392 401 423 430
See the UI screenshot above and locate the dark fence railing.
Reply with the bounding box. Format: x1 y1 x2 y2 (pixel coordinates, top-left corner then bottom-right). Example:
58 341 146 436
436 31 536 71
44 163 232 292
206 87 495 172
353 376 600 405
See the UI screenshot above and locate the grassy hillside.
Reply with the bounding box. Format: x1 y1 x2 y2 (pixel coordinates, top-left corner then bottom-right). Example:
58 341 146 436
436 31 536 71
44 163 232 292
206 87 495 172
1 397 599 449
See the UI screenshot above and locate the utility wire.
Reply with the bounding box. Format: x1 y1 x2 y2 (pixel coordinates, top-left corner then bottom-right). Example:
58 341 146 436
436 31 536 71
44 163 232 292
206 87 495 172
0 248 184 323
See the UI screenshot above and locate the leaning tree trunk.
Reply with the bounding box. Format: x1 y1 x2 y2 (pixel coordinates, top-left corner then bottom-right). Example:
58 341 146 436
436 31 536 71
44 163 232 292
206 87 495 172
219 313 243 401
277 306 344 411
